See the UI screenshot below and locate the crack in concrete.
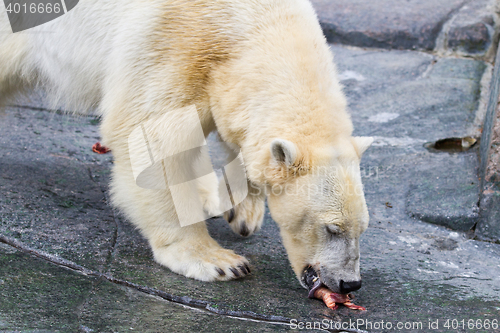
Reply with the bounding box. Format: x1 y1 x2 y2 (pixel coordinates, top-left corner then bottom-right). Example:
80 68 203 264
426 275 493 282
443 275 493 281
0 234 369 333
474 234 500 244
417 58 438 80
86 166 119 272
8 104 70 116
75 167 120 326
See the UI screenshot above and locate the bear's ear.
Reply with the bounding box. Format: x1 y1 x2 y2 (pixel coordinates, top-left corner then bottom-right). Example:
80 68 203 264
351 136 373 158
270 139 297 166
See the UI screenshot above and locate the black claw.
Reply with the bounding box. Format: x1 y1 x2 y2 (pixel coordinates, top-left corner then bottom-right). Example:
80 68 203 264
227 208 235 223
239 224 250 237
229 267 240 278
244 263 251 273
216 267 226 277
238 264 248 275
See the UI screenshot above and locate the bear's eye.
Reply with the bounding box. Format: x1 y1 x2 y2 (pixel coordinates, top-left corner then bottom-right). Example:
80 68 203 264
325 224 341 236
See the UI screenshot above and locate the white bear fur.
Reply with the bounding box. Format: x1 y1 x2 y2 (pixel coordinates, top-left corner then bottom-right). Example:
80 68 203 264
0 0 372 287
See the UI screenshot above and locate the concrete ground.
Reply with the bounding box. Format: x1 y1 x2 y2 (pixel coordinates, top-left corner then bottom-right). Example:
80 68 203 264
1 0 500 332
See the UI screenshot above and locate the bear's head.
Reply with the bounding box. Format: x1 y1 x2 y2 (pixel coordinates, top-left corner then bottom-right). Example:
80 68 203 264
265 136 373 294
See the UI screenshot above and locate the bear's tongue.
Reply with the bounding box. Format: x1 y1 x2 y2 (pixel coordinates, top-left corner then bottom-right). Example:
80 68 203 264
307 279 324 299
302 266 325 299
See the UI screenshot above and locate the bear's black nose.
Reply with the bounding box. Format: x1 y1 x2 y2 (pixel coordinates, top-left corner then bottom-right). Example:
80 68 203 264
340 280 362 293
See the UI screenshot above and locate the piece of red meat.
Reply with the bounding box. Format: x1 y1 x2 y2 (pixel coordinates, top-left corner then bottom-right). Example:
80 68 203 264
92 142 110 154
313 286 366 311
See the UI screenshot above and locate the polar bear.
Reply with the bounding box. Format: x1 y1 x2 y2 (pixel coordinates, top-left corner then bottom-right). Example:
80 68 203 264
0 0 372 294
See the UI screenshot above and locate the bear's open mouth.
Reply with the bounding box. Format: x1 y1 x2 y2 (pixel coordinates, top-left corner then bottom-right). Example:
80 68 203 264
302 265 324 299
302 265 366 311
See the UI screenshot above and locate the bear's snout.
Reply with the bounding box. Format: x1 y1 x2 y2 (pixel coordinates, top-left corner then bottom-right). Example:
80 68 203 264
339 279 362 293
302 264 363 295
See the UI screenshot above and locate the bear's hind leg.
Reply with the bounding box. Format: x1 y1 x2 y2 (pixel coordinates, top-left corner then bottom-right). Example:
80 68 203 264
0 29 30 108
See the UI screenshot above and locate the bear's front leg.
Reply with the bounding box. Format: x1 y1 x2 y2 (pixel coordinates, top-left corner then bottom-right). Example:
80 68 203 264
223 180 266 237
109 156 250 282
148 222 251 281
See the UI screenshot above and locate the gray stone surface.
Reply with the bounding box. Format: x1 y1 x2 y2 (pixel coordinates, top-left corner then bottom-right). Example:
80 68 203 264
444 0 499 57
333 48 486 141
1 41 500 332
79 280 291 333
477 183 500 242
0 244 290 333
0 244 95 332
0 108 114 272
405 151 480 231
312 0 499 56
332 45 485 231
312 0 464 50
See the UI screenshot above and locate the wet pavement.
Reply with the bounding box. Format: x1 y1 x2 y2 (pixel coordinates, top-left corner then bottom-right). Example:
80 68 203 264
1 1 500 332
